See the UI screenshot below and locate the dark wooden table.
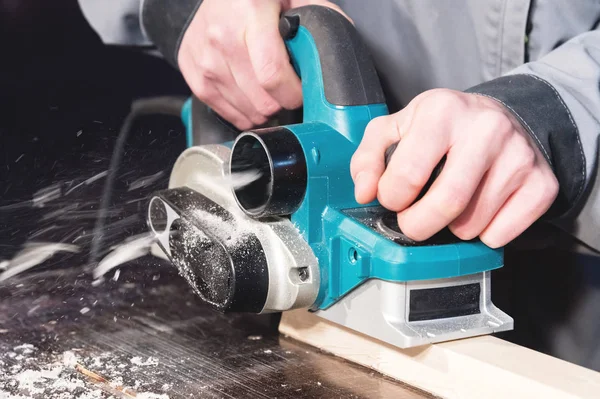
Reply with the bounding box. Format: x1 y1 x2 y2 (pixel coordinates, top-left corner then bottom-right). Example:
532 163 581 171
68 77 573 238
0 262 430 398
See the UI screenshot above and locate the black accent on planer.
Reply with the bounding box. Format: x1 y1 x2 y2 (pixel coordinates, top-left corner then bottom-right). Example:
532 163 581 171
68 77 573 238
230 127 307 218
148 187 270 313
409 283 481 322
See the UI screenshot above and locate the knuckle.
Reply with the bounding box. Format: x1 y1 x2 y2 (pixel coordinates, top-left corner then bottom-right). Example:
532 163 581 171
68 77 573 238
351 151 373 168
377 181 397 210
256 100 281 117
479 111 512 139
539 175 559 204
377 179 408 212
250 114 268 126
364 116 391 139
490 111 513 132
206 25 224 46
191 81 211 102
350 152 364 171
528 171 559 207
256 58 285 91
515 145 536 172
350 152 374 179
437 184 470 218
193 56 219 81
389 162 428 191
425 90 465 114
200 67 219 81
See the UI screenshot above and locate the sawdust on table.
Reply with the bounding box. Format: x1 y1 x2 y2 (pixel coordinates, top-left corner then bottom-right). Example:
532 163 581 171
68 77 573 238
0 343 171 399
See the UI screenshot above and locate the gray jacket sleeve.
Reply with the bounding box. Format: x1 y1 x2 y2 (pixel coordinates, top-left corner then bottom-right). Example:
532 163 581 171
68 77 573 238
466 31 600 252
78 0 151 46
78 0 202 68
140 0 203 68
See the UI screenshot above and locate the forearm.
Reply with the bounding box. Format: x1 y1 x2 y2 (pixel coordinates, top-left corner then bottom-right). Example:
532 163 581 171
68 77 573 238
466 31 600 250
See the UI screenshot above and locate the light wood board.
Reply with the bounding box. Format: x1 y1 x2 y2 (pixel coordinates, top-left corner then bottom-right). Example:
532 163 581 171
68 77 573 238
280 309 600 399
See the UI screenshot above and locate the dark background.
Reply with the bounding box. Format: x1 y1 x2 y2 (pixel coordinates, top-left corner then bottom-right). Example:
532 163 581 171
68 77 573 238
0 0 190 258
1 0 599 376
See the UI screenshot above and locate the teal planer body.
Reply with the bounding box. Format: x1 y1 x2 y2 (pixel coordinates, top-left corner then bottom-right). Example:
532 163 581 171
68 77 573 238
148 5 513 348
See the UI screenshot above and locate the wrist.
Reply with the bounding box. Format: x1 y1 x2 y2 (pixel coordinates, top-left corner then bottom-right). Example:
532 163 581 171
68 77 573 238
466 74 585 218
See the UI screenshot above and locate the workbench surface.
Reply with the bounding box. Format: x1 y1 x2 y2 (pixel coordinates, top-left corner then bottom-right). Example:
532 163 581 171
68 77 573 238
0 264 430 398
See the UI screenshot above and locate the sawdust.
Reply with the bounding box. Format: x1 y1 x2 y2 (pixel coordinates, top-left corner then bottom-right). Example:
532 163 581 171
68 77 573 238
0 346 171 399
188 169 262 193
92 233 156 279
127 171 165 192
32 184 62 208
192 209 250 247
163 192 255 305
0 243 80 282
153 166 268 305
2 362 82 398
13 345 36 355
170 224 210 300
226 169 263 189
136 394 169 399
75 390 105 399
129 357 158 367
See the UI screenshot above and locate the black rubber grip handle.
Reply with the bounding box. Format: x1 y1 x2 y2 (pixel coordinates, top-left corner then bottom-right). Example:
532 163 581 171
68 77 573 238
385 143 446 202
190 97 239 146
279 6 386 106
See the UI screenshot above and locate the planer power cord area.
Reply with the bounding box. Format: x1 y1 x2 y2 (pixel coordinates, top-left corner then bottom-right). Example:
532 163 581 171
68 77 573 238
89 96 187 266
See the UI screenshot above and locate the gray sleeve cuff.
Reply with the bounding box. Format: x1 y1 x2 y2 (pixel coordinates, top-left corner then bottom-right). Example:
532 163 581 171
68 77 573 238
466 74 586 218
140 0 203 68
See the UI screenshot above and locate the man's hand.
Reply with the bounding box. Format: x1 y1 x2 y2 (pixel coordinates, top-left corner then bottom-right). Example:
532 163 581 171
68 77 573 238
350 89 559 248
178 0 347 130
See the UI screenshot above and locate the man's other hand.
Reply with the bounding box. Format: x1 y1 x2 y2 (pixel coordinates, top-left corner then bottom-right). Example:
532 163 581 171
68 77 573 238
350 89 559 248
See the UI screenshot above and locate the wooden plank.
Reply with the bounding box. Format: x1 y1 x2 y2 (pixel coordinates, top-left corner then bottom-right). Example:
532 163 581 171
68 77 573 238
279 309 600 399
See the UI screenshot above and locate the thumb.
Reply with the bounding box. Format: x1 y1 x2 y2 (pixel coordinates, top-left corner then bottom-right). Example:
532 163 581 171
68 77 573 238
350 114 405 204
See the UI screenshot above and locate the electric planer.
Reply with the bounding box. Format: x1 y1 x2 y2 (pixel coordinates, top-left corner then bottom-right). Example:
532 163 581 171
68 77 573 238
146 5 513 348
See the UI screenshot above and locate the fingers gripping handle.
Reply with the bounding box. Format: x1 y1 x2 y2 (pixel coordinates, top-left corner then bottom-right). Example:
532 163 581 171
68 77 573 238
385 143 447 202
185 6 386 146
